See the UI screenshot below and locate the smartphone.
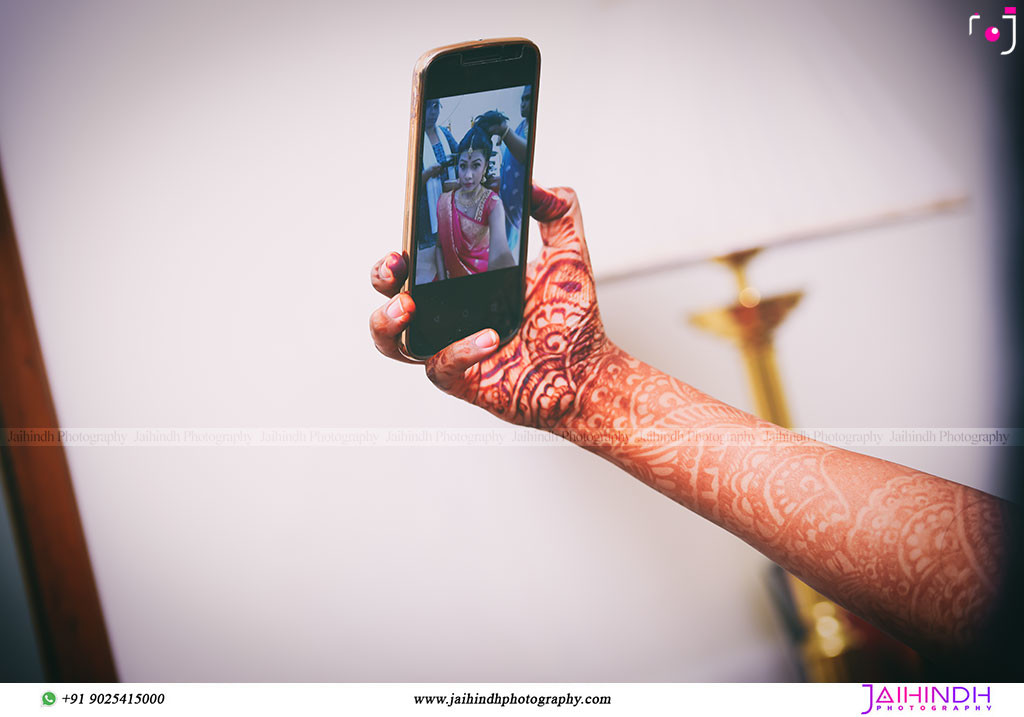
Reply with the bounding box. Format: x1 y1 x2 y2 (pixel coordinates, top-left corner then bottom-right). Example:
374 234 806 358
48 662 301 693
399 38 540 360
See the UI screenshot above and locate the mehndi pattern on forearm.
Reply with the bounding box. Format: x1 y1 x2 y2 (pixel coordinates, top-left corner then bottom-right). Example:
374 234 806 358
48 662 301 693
568 348 1010 653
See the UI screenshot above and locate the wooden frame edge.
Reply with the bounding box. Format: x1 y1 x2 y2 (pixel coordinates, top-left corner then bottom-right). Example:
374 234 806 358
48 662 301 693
0 165 118 681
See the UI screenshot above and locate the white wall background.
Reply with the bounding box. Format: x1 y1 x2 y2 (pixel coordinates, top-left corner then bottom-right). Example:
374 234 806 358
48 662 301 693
0 0 1013 681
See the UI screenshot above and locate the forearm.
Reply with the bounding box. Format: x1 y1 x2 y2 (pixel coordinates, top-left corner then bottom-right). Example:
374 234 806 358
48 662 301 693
563 343 1012 655
488 210 514 269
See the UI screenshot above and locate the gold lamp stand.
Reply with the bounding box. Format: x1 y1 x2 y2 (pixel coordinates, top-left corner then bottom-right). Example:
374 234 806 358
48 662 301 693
690 248 801 428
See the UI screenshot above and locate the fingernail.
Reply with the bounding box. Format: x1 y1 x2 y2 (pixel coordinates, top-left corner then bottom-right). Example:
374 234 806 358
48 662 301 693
475 329 498 348
386 253 405 272
378 263 392 281
386 295 406 319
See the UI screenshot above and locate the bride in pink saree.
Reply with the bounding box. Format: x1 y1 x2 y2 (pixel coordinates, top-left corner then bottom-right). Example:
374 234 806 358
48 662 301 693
434 123 516 281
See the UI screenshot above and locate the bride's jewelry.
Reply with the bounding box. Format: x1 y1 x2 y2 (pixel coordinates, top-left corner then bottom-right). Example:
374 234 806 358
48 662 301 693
455 183 485 212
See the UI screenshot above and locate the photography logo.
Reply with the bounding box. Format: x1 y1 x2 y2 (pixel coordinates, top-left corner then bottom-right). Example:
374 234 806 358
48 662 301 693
859 684 993 714
970 7 1017 54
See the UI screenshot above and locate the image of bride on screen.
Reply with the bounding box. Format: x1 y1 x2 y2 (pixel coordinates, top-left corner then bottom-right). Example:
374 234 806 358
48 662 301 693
432 115 516 282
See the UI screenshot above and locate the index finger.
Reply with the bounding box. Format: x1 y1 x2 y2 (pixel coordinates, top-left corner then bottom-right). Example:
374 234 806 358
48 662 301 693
370 252 409 298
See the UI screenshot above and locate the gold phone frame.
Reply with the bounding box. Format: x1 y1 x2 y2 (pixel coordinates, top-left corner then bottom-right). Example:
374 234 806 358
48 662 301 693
398 37 540 360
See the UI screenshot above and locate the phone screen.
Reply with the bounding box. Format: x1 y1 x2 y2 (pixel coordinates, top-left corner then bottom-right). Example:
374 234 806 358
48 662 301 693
404 41 539 360
414 85 533 286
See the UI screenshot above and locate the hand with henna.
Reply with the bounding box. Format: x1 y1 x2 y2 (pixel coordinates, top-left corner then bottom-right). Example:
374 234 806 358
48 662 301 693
370 185 616 430
369 185 1017 666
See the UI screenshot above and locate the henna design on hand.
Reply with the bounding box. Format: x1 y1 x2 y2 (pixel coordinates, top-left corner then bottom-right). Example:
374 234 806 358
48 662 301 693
441 187 616 429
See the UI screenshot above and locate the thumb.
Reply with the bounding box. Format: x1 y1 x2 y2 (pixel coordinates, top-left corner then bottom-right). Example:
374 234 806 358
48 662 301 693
425 329 500 394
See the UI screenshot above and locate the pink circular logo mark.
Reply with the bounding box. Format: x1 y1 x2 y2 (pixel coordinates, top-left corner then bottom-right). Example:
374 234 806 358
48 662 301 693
985 26 1001 41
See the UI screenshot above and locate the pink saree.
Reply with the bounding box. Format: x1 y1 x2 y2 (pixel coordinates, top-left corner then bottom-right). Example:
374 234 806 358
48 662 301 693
435 189 499 279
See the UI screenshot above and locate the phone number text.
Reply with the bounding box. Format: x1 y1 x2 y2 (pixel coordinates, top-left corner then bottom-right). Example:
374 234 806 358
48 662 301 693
62 693 166 706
